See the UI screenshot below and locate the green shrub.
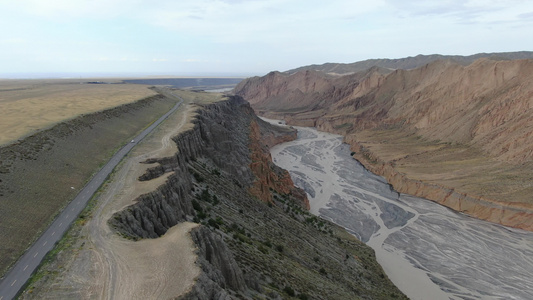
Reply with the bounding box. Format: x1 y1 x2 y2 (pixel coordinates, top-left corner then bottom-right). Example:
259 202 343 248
258 245 269 254
193 172 204 182
200 188 211 202
207 218 219 229
283 286 295 297
191 199 202 212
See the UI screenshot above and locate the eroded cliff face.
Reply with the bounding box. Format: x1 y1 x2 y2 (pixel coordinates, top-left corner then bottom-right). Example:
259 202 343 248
234 57 533 231
234 68 377 121
110 96 309 239
248 120 310 209
237 59 533 163
109 96 405 299
347 136 533 231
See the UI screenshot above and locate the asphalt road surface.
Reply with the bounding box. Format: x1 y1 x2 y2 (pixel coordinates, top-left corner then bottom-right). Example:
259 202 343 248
0 95 183 300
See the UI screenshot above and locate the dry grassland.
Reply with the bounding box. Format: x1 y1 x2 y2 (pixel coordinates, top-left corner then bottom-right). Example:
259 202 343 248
0 86 174 276
0 79 156 146
354 128 533 204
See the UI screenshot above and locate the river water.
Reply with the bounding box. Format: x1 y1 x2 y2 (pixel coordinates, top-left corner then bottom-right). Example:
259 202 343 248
267 121 533 300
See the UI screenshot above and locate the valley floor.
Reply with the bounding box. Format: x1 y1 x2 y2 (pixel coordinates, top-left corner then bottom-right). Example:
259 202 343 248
269 122 533 300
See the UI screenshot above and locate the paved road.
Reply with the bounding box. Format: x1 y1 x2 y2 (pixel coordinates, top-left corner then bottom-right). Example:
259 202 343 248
0 95 183 300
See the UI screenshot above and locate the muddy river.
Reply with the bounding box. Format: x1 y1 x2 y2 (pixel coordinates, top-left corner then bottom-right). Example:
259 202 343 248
268 121 533 300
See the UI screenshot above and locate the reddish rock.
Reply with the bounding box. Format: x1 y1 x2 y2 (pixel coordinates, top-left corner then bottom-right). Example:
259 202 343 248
235 57 533 231
248 120 310 210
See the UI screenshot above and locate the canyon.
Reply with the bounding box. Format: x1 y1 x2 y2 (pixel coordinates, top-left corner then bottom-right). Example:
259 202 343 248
7 53 533 298
234 55 533 231
107 95 404 299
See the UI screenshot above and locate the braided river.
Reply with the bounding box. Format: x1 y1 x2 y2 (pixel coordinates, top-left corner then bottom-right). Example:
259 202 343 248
268 121 533 300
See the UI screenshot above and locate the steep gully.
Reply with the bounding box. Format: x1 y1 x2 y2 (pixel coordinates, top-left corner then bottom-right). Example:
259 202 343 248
267 121 533 300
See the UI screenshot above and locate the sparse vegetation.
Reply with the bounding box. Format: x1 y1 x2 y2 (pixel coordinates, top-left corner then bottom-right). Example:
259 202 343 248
283 286 295 297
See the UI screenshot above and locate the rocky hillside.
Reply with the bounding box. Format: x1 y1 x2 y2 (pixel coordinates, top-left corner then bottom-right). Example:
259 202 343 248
233 56 533 231
234 68 384 126
285 51 533 75
109 96 405 299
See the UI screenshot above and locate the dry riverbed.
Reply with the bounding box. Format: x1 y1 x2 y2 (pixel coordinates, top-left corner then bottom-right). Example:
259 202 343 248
267 119 533 300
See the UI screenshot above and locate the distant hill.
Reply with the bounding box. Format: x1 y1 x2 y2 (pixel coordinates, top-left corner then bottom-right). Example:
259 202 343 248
285 51 533 75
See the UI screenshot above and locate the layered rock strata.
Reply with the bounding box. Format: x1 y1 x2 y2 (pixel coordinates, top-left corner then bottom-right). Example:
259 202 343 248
347 137 533 231
109 96 405 299
109 96 307 239
234 57 533 231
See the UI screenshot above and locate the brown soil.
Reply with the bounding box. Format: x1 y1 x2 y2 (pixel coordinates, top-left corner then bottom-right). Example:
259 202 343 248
351 128 533 203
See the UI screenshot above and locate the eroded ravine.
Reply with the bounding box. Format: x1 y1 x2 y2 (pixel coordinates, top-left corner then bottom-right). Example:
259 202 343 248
267 120 533 300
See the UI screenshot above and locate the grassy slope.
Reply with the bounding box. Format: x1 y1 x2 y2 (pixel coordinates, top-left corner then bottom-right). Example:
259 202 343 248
188 158 406 299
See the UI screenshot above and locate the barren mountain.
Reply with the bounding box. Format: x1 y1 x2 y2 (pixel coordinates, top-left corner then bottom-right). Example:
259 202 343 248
234 56 533 231
285 51 533 75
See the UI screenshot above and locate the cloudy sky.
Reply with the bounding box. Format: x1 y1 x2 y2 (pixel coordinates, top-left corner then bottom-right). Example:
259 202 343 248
1 0 532 77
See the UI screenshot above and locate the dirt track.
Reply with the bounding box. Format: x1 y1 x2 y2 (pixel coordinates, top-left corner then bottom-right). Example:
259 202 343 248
22 90 206 299
84 99 199 299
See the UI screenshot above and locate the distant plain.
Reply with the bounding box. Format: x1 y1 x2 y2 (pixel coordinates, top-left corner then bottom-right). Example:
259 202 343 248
0 79 156 146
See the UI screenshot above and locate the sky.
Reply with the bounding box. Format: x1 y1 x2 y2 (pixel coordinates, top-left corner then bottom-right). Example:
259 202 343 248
0 0 532 77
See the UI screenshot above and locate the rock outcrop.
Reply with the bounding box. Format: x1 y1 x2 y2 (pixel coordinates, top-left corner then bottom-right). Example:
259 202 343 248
248 119 310 209
234 56 533 231
180 226 247 300
109 96 306 239
109 95 406 299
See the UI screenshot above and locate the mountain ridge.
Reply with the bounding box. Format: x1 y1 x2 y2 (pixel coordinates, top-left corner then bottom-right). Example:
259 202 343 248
285 51 533 75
